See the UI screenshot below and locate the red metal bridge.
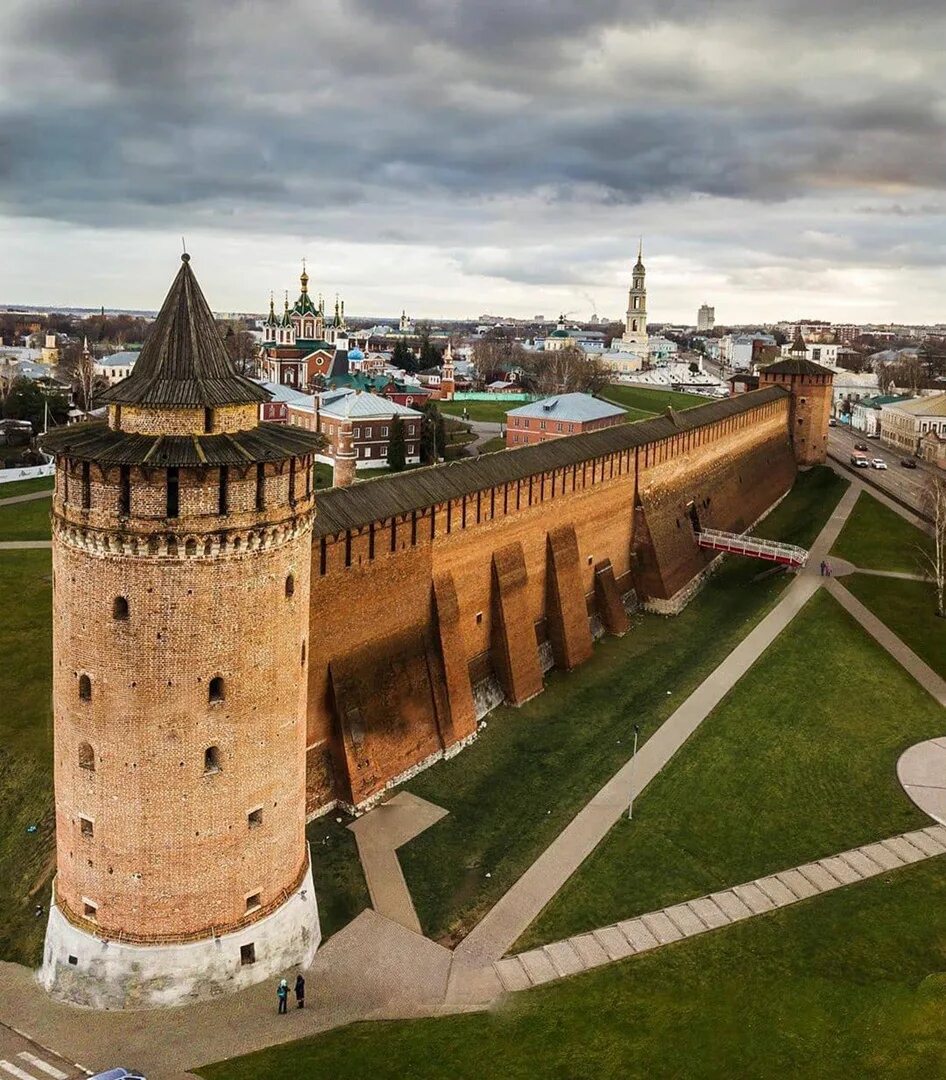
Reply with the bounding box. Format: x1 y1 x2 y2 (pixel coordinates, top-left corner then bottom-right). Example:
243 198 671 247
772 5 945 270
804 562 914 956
696 528 809 569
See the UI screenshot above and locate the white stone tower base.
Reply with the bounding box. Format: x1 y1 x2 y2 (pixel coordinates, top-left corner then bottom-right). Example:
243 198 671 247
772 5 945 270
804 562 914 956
39 854 320 1010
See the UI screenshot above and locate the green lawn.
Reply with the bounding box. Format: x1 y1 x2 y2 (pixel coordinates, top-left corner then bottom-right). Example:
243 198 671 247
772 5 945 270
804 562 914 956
440 399 517 424
602 384 710 414
314 462 334 490
306 814 370 941
0 476 54 499
0 551 55 966
0 496 52 541
844 574 946 680
198 857 946 1080
831 491 932 573
518 588 943 949
398 467 848 945
477 436 507 455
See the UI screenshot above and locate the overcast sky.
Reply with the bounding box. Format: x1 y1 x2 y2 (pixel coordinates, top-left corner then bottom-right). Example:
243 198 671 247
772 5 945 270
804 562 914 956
2 0 945 324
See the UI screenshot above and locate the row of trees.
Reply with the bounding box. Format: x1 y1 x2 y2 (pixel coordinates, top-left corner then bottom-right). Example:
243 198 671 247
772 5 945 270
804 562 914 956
471 327 609 395
383 403 446 472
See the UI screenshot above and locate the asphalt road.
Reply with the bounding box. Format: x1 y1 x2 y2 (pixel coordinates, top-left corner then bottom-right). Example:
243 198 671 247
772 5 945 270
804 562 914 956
828 424 933 512
0 1022 87 1079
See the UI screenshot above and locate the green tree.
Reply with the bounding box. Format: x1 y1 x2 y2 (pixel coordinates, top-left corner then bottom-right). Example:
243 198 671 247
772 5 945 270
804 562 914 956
387 415 406 471
2 377 70 432
420 401 446 464
392 338 416 374
418 329 440 370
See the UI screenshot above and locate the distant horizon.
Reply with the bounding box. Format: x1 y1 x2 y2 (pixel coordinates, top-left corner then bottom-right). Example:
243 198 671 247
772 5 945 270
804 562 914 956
1 298 941 333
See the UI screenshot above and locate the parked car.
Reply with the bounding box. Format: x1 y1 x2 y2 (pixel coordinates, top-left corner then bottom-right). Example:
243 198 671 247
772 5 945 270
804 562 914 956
867 432 880 439
89 1070 147 1080
854 442 868 451
870 458 888 470
901 458 918 469
828 418 837 427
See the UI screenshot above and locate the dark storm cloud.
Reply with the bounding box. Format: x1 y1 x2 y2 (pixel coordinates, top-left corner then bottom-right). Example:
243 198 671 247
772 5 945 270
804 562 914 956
2 0 945 286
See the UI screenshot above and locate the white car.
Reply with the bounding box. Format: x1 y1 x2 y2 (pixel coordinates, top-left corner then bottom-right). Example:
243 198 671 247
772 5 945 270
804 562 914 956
870 458 888 470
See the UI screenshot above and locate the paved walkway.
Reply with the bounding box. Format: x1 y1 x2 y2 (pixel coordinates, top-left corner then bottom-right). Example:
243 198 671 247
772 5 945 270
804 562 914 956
494 824 946 991
454 482 860 967
855 567 931 582
0 541 51 551
899 741 946 825
0 490 53 508
348 792 448 934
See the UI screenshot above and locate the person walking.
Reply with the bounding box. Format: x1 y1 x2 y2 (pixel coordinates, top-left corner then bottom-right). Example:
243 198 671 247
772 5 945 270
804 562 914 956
820 560 826 577
295 973 306 1009
277 978 289 1015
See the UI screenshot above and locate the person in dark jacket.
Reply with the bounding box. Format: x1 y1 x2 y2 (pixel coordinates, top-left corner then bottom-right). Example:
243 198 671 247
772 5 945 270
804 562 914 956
295 973 306 1009
277 978 289 1014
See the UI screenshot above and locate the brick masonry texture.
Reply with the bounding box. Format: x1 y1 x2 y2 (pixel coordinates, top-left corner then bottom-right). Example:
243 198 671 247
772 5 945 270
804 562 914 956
51 458 313 941
305 392 806 810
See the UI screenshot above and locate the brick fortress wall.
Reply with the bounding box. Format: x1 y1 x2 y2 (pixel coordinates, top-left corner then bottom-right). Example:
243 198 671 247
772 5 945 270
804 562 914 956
305 389 798 813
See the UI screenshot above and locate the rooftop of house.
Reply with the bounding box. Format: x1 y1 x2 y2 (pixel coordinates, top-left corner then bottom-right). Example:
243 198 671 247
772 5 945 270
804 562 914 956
881 392 946 417
95 350 140 367
315 389 423 420
507 392 626 423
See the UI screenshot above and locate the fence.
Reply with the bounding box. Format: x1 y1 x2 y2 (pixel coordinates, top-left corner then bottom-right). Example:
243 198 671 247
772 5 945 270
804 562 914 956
0 462 55 486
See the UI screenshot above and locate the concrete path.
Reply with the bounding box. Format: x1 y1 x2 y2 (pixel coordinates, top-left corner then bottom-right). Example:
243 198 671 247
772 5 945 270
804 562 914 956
898 741 946 825
855 568 931 582
0 541 51 551
494 824 946 992
347 792 448 934
467 419 502 454
454 482 862 967
0 909 454 1080
0 490 53 508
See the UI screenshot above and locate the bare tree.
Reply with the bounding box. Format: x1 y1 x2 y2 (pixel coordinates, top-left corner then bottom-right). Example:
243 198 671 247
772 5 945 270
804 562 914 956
472 327 527 385
520 344 610 396
60 342 101 414
919 473 946 618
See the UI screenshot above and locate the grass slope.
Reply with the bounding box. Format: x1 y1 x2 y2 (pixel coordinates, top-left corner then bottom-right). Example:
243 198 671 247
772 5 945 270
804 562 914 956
306 815 370 941
602 384 710 413
0 551 55 965
519 588 942 949
844 574 946 680
198 857 946 1080
0 496 52 541
397 468 848 944
0 477 54 499
831 490 932 573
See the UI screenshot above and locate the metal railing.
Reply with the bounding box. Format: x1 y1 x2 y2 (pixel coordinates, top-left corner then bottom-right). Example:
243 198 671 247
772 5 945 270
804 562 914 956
696 528 809 568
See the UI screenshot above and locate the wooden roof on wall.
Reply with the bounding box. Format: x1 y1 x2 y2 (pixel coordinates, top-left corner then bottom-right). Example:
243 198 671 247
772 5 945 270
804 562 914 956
313 385 789 537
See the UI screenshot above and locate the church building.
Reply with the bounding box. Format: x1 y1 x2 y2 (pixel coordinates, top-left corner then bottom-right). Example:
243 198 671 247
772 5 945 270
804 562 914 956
258 264 351 388
605 241 650 374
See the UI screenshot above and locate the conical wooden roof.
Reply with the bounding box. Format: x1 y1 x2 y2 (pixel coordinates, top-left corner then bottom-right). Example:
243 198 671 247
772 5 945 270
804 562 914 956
102 255 269 408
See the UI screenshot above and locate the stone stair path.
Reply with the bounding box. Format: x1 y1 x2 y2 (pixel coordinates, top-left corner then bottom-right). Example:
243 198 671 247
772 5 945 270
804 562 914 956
493 824 946 992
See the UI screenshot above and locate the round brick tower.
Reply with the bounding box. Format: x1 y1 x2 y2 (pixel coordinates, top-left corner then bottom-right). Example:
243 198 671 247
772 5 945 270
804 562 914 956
39 255 325 1008
759 331 834 466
